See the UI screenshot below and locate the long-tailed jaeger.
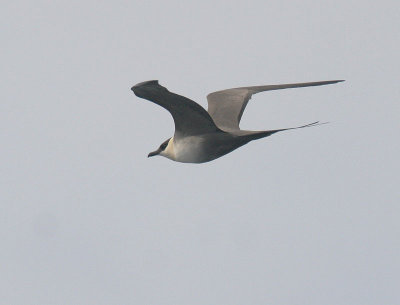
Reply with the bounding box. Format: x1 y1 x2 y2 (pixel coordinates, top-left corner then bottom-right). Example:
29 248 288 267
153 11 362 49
131 80 343 163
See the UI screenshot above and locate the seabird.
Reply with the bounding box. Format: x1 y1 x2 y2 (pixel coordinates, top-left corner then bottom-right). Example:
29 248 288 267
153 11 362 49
131 80 343 163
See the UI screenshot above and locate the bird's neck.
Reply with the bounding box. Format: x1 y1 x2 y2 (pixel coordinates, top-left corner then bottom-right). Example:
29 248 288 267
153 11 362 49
161 137 176 160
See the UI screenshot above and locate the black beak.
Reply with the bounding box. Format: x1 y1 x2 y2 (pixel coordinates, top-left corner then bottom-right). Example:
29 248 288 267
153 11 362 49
148 149 160 157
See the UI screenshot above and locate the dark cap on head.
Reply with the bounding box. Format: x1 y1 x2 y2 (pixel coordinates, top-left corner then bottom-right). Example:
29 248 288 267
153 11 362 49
148 138 171 158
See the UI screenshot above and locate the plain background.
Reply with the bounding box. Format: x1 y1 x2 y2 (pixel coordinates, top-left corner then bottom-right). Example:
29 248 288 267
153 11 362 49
1 0 399 304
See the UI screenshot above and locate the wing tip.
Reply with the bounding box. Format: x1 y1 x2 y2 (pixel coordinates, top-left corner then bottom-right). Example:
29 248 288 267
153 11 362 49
317 79 345 85
131 80 160 91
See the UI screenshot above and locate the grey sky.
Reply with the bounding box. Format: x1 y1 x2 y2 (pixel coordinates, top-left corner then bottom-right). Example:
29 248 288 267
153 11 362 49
1 0 399 304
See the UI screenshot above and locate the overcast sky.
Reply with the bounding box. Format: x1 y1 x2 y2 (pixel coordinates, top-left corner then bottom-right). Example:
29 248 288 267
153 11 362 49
1 0 399 304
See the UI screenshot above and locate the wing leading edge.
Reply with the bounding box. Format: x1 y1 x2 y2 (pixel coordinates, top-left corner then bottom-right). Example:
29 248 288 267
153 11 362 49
132 80 221 137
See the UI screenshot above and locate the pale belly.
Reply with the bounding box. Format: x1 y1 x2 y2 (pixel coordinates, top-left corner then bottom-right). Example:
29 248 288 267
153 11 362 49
171 133 246 163
173 136 206 163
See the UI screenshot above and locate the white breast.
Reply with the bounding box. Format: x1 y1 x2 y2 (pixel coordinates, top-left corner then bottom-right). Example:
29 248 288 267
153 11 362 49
161 136 205 163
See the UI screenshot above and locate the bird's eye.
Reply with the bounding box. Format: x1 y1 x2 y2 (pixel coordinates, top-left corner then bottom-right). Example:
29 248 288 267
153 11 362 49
160 141 168 150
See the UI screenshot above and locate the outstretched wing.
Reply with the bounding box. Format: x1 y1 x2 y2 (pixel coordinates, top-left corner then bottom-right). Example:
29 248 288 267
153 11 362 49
131 80 221 137
207 80 344 131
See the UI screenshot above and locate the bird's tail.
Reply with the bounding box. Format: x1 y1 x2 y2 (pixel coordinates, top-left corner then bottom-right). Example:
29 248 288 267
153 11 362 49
244 121 328 141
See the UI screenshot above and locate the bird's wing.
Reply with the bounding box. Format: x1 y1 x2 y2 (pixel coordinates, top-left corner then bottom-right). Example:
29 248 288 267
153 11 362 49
207 80 344 130
131 80 221 137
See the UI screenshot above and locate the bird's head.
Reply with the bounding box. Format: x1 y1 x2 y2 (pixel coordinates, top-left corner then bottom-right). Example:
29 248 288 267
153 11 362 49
148 137 173 158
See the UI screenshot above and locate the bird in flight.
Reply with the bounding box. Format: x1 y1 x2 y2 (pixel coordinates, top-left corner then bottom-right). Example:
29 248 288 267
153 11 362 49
131 80 343 163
